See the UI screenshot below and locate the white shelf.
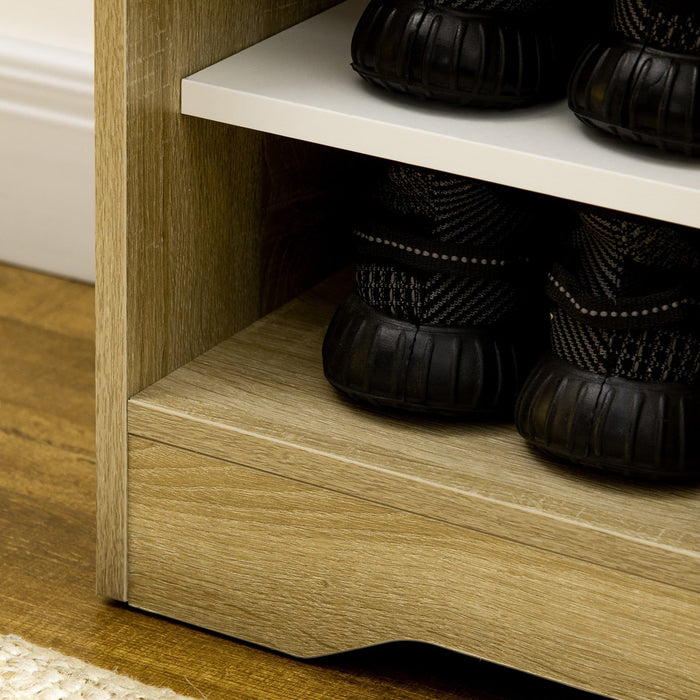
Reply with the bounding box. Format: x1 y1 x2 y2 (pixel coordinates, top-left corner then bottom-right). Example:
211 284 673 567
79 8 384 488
182 0 700 228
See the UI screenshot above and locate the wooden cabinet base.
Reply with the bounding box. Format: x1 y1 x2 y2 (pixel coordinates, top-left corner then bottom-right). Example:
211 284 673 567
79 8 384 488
123 277 700 700
128 436 700 700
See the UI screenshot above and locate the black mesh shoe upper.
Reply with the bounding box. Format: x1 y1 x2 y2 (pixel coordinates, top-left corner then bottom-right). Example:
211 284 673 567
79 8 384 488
354 161 553 329
431 0 555 14
613 0 700 54
548 206 700 384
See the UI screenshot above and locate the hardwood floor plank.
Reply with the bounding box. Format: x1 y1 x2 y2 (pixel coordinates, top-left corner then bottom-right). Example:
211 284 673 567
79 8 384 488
0 264 94 341
0 264 599 699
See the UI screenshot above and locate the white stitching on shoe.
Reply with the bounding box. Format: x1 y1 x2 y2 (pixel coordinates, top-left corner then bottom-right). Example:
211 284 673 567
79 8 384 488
356 230 511 267
548 272 692 318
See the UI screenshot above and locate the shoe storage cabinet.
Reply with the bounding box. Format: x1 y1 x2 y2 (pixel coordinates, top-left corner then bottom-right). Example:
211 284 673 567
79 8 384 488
96 1 700 698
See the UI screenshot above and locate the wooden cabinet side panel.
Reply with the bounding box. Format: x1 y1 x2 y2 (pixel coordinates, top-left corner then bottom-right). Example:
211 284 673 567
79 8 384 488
127 437 700 700
95 0 128 600
96 0 343 599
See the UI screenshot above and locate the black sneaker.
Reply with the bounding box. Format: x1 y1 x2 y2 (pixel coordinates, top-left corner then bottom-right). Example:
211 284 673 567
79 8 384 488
322 160 554 417
351 0 610 108
515 205 700 479
569 0 700 156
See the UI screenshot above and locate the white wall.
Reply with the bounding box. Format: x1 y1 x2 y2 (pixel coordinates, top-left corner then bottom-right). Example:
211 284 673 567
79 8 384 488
0 0 93 54
0 1 95 283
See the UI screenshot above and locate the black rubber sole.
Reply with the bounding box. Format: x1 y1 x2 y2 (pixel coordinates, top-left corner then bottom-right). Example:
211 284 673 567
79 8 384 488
515 354 700 480
322 293 537 417
351 0 567 108
569 36 700 156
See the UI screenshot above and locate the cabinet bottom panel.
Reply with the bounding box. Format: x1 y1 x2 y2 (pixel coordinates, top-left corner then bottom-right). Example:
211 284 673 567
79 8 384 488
127 436 700 700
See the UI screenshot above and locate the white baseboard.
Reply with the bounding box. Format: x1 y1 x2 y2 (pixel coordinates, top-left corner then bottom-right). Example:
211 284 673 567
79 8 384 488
0 37 94 283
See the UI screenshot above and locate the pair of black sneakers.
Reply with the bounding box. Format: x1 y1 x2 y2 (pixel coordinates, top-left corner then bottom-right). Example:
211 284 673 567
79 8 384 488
320 0 700 481
352 0 700 155
322 162 700 481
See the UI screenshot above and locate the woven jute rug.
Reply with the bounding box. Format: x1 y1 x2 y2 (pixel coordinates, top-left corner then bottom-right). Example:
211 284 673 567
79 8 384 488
0 634 198 699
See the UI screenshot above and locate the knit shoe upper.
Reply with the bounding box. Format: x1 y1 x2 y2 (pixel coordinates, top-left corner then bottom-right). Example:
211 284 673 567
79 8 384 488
547 207 700 384
355 162 544 329
613 0 700 54
431 0 554 14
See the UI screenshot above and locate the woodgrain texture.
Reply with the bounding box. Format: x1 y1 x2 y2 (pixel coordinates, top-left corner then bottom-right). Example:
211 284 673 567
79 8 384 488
127 437 700 700
2 264 603 700
127 272 700 698
95 0 346 599
122 0 349 390
130 274 700 595
95 0 128 601
96 0 700 694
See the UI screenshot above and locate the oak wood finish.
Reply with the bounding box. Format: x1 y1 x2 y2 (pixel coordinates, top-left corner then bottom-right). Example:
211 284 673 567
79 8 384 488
95 0 345 598
2 264 605 700
96 0 700 695
129 274 700 599
127 437 700 700
127 273 700 699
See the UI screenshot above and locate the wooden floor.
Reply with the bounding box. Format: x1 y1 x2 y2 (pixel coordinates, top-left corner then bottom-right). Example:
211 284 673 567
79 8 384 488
0 263 602 700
